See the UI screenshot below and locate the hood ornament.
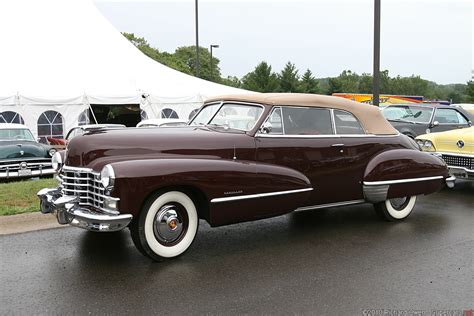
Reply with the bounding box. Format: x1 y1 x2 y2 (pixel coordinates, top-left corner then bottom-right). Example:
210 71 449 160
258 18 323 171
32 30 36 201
20 150 24 155
456 140 465 149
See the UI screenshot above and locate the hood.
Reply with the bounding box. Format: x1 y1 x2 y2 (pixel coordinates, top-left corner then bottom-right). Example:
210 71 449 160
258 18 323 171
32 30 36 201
417 127 474 155
0 140 48 160
65 126 255 171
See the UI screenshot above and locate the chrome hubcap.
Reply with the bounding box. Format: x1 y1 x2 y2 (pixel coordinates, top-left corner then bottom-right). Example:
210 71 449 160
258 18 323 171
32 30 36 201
389 197 409 211
153 204 187 246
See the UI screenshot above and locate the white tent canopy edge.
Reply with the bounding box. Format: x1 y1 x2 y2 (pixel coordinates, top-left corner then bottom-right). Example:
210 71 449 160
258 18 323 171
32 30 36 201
0 0 250 138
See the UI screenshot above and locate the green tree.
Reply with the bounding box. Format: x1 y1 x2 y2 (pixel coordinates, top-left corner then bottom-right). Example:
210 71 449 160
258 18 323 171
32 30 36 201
357 73 372 94
242 61 279 92
122 32 191 75
298 69 319 94
466 81 474 102
174 46 221 82
221 76 242 88
278 62 300 92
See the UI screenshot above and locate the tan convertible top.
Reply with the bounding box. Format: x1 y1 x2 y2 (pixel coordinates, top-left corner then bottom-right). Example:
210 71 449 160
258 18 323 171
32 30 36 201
206 93 398 135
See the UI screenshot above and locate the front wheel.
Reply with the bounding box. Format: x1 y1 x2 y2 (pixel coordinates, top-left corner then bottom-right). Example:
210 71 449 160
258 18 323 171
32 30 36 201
374 195 417 221
130 191 199 261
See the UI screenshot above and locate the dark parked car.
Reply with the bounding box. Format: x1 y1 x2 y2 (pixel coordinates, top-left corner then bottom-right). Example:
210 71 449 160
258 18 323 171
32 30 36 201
47 124 126 146
0 123 56 179
38 94 453 261
382 104 473 138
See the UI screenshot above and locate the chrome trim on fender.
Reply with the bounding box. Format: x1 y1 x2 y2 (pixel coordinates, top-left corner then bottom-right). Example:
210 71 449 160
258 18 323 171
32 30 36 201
295 199 365 212
256 133 400 139
363 175 444 186
211 188 313 203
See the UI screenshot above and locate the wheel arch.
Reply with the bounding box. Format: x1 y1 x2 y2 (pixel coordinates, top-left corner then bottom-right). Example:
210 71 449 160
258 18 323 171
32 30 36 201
137 185 211 224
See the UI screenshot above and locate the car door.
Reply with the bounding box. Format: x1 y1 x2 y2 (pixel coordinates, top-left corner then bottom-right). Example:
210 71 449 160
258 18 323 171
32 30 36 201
430 108 471 133
255 106 357 207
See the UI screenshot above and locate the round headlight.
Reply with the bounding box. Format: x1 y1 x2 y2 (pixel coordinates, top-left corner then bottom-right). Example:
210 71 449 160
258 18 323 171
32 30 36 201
100 165 115 188
51 152 62 172
48 148 57 157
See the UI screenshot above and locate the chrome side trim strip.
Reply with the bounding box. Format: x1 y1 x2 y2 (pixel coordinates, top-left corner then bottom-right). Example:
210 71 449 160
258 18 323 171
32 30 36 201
256 133 400 139
295 199 365 212
211 188 313 203
363 175 443 186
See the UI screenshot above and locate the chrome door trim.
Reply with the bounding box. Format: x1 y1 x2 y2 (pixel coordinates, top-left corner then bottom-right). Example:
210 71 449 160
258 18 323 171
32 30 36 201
211 188 313 203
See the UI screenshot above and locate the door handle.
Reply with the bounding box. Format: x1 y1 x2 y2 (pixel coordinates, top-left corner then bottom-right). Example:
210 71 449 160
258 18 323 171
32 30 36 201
331 143 345 147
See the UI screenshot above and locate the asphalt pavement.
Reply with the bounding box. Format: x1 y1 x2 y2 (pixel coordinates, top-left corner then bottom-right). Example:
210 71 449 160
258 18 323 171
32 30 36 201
1 181 473 315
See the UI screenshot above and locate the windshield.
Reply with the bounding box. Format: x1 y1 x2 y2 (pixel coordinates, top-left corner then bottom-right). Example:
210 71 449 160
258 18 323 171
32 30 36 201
0 128 35 141
189 103 221 126
383 106 433 124
190 103 264 131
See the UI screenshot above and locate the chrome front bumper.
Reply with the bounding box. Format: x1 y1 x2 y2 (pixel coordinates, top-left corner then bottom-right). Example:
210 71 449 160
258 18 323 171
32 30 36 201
37 188 132 232
0 168 55 179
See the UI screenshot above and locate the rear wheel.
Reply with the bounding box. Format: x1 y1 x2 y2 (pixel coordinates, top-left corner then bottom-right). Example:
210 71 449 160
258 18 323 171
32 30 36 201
130 190 199 261
374 195 417 221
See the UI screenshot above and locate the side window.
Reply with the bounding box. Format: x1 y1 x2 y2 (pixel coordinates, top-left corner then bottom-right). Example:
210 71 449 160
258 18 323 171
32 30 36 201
282 107 333 135
264 107 283 134
333 110 365 135
434 109 468 124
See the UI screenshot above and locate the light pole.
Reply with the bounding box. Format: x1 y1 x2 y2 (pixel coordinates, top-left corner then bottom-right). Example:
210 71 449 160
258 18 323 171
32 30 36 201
210 44 219 79
195 0 200 77
373 0 381 106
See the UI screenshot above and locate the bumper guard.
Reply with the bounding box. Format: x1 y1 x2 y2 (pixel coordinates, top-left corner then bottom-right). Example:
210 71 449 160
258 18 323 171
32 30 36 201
37 188 132 232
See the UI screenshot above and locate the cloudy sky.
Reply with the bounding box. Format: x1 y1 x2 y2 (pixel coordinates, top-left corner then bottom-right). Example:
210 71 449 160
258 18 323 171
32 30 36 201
95 0 473 84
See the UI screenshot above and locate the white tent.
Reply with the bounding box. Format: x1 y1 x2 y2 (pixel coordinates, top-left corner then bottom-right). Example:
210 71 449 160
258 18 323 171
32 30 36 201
0 0 248 139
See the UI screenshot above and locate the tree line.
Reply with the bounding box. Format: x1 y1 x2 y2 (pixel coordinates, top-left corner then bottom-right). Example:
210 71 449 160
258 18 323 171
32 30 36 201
123 33 473 103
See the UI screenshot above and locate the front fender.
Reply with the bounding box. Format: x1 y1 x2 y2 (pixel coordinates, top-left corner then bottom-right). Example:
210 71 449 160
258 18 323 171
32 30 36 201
110 158 258 217
109 158 312 226
363 149 448 202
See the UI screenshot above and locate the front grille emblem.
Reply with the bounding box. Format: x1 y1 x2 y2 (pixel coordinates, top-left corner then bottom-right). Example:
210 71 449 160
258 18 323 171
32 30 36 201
456 140 465 149
20 162 28 170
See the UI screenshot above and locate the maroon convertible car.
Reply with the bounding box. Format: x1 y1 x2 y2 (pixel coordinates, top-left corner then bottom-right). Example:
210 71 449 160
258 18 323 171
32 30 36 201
38 93 454 261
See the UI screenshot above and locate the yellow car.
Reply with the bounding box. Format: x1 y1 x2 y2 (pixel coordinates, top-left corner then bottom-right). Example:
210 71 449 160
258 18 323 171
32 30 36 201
416 126 473 180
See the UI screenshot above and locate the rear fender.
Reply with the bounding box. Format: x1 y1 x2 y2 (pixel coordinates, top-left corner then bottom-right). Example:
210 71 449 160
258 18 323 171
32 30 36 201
363 149 448 203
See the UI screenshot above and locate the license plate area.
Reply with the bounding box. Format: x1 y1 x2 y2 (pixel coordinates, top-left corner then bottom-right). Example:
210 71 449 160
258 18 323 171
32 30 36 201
18 169 32 177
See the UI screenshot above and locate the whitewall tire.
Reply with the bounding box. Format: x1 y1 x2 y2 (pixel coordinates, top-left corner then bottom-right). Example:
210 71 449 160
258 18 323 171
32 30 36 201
374 195 417 221
130 191 199 261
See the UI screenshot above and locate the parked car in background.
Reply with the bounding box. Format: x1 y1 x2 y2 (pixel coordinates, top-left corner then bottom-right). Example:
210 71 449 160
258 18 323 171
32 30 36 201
38 93 453 261
416 126 473 181
0 123 56 180
451 103 474 116
47 124 126 147
136 119 188 128
382 104 473 138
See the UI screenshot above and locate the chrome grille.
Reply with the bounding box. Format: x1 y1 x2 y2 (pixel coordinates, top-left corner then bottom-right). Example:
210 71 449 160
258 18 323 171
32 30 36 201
442 154 473 171
59 166 105 209
0 158 52 172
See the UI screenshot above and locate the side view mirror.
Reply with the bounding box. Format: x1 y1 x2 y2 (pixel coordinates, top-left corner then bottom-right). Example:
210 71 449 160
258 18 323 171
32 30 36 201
431 121 439 128
260 121 273 134
468 121 472 127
